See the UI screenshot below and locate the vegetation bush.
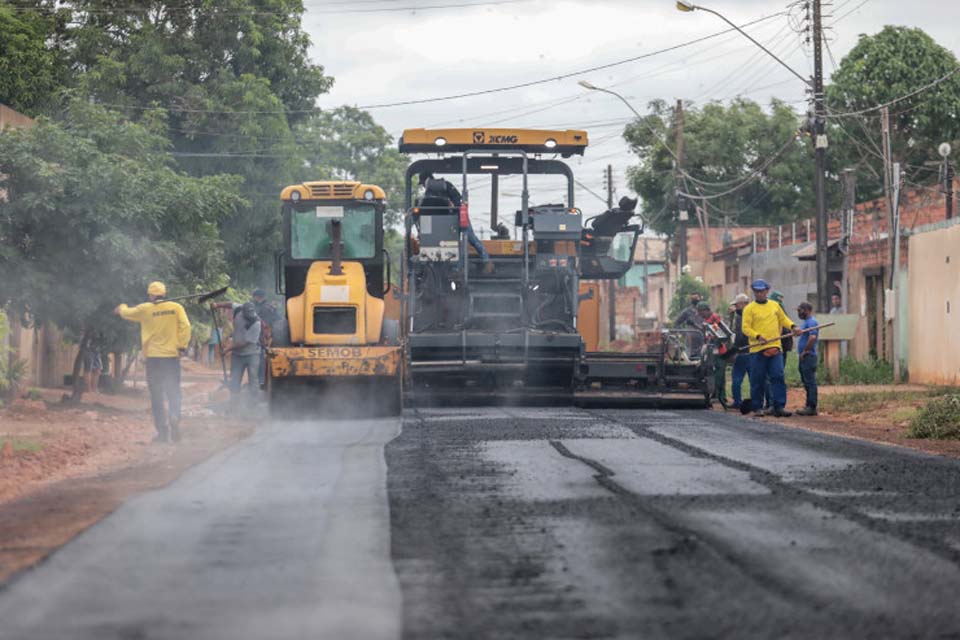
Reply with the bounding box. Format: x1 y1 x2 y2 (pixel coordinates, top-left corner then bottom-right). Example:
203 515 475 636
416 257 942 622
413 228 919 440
907 394 960 440
836 357 893 385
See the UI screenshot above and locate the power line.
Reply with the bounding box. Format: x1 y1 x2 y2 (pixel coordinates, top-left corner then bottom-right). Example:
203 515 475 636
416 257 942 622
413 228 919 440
825 67 960 118
676 131 802 201
357 11 785 109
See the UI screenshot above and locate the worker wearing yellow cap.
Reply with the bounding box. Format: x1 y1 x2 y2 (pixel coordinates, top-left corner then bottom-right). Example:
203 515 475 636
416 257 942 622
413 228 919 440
114 281 191 443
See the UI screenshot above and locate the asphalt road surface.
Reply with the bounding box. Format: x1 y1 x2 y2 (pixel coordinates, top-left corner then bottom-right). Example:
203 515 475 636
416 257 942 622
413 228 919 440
2 407 960 639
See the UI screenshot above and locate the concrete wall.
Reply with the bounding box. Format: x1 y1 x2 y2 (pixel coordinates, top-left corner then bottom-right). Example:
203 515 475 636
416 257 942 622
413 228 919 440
747 244 817 314
5 318 79 389
907 220 960 385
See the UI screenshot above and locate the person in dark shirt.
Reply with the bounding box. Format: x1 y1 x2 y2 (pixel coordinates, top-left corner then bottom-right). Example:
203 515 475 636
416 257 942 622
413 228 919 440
795 302 820 415
729 293 751 410
418 171 493 272
675 293 703 329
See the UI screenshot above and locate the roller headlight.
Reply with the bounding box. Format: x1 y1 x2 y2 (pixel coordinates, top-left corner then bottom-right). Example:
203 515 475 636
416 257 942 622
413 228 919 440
290 190 301 202
544 138 558 149
434 137 447 147
363 189 375 201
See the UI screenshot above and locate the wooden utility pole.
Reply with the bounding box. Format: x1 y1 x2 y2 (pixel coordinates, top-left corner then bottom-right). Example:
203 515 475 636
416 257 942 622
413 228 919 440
606 164 616 342
675 99 688 271
881 106 894 255
812 0 830 314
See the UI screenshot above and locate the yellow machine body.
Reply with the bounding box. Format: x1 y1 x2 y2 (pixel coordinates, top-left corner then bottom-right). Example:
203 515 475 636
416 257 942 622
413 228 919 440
267 181 402 416
269 260 400 380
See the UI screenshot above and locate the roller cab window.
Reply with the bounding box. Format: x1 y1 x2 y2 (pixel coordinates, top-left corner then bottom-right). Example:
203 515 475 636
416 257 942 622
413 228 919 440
290 203 377 260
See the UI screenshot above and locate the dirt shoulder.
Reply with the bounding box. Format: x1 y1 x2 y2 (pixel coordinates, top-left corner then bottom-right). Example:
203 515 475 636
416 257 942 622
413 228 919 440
739 384 960 459
0 360 253 583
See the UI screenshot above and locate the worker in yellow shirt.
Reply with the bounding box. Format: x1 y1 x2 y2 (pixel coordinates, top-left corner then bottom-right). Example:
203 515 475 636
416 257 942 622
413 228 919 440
114 281 191 443
741 279 800 418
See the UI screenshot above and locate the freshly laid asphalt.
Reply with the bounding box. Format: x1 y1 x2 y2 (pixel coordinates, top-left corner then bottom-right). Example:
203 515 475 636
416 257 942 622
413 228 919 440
2 407 960 639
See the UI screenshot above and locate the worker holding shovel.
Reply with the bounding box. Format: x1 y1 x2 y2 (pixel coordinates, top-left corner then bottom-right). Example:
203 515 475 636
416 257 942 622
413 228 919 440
115 282 191 443
114 283 227 442
741 279 802 418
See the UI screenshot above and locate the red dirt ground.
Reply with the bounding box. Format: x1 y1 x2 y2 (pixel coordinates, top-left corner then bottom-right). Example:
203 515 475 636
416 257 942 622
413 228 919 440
734 384 960 459
0 360 253 583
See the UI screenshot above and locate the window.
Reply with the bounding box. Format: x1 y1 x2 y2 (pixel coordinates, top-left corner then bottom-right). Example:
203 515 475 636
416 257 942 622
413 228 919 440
725 263 739 284
290 203 377 259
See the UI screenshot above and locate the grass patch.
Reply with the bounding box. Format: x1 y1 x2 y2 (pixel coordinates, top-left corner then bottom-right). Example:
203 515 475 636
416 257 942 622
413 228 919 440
0 437 44 454
25 388 42 401
907 394 960 440
889 407 918 423
835 357 894 385
819 390 933 414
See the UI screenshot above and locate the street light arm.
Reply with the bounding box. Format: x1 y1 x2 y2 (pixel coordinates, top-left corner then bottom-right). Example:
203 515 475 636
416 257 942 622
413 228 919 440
687 4 811 87
593 86 643 120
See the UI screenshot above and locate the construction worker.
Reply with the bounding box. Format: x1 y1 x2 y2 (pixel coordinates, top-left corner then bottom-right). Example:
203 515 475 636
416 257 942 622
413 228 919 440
114 281 191 443
251 288 279 386
729 293 751 410
698 301 731 408
741 279 800 418
769 290 793 371
795 302 820 416
675 292 703 329
211 301 263 405
418 170 494 273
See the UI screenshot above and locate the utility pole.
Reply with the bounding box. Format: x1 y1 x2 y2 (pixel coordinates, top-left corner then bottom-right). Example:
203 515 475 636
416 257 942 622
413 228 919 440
881 106 895 255
812 0 830 314
605 164 616 342
675 99 688 271
891 162 902 382
946 162 954 220
941 144 954 220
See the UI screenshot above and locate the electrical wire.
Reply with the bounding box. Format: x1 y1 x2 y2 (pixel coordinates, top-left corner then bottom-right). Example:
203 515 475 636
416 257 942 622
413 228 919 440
676 131 802 201
825 68 960 118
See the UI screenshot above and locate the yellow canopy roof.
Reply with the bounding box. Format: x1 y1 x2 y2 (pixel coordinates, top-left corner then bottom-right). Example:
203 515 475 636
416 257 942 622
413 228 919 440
399 128 588 156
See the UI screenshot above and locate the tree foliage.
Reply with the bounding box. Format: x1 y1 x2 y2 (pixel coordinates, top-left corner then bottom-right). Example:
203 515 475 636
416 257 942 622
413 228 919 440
0 98 244 352
296 106 409 227
826 26 960 198
0 4 65 115
625 98 815 237
668 273 711 323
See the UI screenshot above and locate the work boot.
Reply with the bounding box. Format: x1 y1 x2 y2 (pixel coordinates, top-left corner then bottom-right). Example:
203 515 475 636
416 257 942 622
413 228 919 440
773 407 792 417
170 419 182 443
753 409 766 417
796 406 818 416
152 432 170 444
482 261 495 274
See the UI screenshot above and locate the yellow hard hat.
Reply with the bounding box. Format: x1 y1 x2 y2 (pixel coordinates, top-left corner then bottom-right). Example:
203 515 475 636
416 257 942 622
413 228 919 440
147 281 167 297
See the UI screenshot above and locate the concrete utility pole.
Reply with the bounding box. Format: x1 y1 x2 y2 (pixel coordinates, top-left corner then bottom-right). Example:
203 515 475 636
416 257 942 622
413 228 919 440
812 0 830 314
891 162 902 382
605 164 616 341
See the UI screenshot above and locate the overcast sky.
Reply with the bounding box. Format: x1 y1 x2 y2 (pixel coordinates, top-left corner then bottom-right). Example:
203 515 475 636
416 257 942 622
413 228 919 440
300 0 960 235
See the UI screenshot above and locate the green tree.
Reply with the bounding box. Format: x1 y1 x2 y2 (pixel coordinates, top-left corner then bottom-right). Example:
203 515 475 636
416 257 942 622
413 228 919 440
0 98 245 400
826 26 960 198
625 98 815 237
297 106 409 227
0 4 65 115
49 0 334 283
668 273 711 323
